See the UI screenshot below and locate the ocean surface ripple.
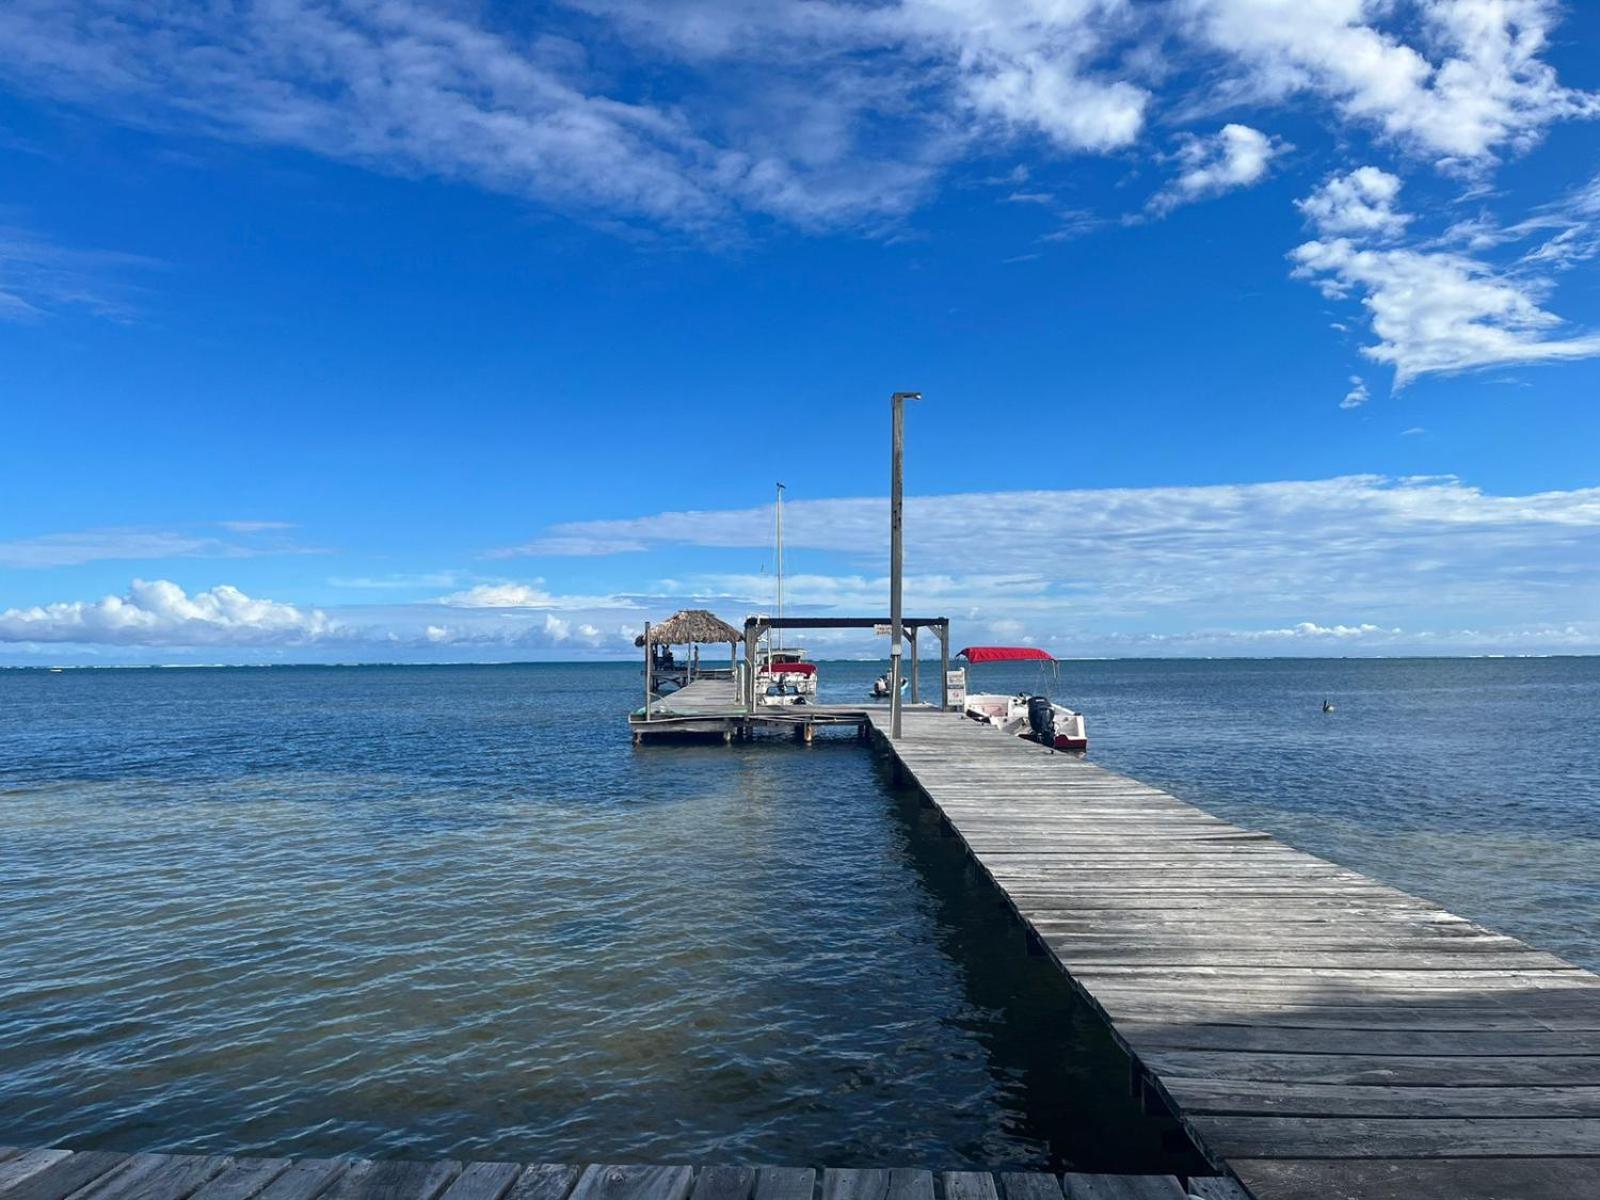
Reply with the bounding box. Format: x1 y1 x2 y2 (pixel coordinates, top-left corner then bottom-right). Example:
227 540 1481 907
2 658 1596 1167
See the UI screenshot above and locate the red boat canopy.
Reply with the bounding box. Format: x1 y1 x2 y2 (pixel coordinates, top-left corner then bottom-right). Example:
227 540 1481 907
768 661 817 675
956 646 1055 663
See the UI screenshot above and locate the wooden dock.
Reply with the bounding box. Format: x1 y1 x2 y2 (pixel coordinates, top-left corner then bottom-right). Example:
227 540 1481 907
867 707 1600 1200
630 678 877 742
0 1150 1231 1200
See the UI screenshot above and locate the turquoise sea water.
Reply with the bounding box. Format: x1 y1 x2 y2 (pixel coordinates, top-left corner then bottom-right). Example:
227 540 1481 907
2 658 1597 1168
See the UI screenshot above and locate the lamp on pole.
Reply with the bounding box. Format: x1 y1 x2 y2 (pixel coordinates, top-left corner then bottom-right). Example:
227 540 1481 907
889 390 921 740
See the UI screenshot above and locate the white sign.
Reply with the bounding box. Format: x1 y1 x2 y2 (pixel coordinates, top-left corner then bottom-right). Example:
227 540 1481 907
873 623 892 636
946 668 967 708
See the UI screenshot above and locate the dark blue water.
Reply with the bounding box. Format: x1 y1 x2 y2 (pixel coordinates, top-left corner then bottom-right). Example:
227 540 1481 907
2 658 1597 1168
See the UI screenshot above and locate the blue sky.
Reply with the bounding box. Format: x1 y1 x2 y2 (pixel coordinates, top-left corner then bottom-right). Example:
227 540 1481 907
2 0 1599 662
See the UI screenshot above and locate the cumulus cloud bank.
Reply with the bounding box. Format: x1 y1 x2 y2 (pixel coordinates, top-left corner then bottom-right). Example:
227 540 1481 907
0 580 336 646
10 473 1600 658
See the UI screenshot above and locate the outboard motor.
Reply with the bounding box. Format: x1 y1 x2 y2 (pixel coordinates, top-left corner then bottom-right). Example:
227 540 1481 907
1026 695 1055 745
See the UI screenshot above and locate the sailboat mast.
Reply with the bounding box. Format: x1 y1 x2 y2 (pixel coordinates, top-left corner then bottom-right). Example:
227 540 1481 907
775 482 785 652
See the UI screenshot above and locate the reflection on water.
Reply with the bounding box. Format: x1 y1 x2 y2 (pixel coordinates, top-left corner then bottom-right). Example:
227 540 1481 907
0 664 1194 1171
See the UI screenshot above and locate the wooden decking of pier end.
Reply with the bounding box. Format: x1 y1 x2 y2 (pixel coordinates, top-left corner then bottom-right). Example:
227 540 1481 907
865 708 1600 1200
0 1151 1223 1200
630 678 872 743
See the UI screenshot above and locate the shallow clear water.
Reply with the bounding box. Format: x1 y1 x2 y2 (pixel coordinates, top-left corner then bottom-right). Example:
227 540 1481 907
0 664 1178 1171
3 658 1597 1169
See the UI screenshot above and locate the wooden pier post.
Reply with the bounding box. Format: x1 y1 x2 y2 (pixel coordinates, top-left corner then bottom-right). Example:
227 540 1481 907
938 620 950 710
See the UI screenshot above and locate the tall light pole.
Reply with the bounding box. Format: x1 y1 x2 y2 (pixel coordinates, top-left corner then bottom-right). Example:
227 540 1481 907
889 390 921 739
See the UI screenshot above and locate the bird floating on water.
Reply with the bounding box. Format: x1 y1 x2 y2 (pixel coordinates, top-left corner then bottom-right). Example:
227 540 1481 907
1322 699 1335 713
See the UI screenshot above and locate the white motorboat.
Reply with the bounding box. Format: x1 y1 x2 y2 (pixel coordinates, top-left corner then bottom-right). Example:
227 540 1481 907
754 482 819 706
956 646 1088 751
757 646 818 705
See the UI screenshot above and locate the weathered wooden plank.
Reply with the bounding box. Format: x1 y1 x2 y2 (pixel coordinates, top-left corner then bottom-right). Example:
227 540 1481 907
187 1158 293 1200
78 1155 228 1200
1230 1156 1600 1200
0 1150 73 1195
688 1167 755 1200
1120 1021 1600 1056
0 1150 128 1200
568 1167 694 1200
1069 967 1593 988
882 1171 931 1200
253 1159 350 1200
819 1170 886 1200
503 1165 581 1200
1141 1048 1600 1086
1059 1176 1185 1200
751 1167 813 1200
1164 1079 1600 1118
1181 1181 1248 1200
995 1174 1062 1200
1091 998 1600 1031
938 1174 997 1200
440 1164 525 1200
322 1159 462 1200
1190 1114 1600 1158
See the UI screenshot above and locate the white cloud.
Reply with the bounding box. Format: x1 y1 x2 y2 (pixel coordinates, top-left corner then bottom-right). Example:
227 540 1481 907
1151 123 1283 211
0 223 154 320
419 611 609 648
0 0 1152 233
1245 620 1395 639
1180 0 1597 166
1341 376 1371 409
0 580 336 646
1298 167 1409 238
1293 235 1600 384
503 476 1600 645
329 572 465 591
217 520 296 534
10 474 1600 659
1291 170 1600 384
436 581 640 610
581 0 1150 154
0 527 316 568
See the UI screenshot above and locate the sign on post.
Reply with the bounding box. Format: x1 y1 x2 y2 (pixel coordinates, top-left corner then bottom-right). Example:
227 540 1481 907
873 623 892 636
946 668 967 708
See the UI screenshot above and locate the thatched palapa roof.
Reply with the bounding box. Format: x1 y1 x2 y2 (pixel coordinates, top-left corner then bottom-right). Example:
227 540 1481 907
635 609 742 647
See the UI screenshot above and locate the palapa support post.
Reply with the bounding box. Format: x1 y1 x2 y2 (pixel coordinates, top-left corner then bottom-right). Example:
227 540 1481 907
744 624 758 713
642 621 652 723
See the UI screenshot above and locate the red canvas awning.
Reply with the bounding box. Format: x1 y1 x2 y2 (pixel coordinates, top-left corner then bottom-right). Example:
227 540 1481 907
956 646 1054 663
769 661 817 675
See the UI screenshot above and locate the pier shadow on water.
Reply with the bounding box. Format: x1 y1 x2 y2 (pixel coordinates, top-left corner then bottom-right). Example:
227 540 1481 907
865 744 1208 1177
